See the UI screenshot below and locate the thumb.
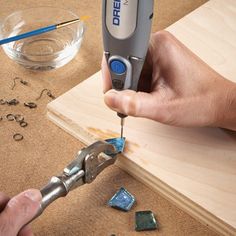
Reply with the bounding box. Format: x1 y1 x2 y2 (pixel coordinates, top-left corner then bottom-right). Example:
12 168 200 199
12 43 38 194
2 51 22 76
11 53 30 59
104 89 161 120
0 189 42 236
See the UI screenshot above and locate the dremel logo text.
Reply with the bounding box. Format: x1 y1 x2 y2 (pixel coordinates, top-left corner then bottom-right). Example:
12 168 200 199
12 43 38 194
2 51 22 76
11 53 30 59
113 0 129 26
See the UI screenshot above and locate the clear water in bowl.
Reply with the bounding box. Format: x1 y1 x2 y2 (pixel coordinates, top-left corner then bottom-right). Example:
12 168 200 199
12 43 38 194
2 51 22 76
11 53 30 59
5 25 83 71
0 5 85 71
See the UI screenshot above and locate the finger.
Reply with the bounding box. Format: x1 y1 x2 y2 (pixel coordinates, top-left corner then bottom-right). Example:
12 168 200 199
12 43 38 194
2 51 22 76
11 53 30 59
0 189 42 236
137 48 154 93
104 90 160 119
18 224 34 236
101 55 112 93
0 192 10 212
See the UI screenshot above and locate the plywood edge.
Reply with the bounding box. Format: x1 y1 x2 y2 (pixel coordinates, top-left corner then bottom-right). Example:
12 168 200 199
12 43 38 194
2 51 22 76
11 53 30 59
47 108 236 236
47 107 97 145
117 158 235 236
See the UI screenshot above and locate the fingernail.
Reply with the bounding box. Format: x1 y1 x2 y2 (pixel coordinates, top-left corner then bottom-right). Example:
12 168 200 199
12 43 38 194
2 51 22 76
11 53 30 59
105 90 119 108
24 189 42 202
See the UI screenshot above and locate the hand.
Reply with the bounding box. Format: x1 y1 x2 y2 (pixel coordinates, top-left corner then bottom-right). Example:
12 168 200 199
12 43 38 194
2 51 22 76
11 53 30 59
0 189 42 236
102 31 236 131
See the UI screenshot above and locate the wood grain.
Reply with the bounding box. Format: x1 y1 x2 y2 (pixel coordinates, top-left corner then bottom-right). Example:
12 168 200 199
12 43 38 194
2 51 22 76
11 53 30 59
47 0 236 235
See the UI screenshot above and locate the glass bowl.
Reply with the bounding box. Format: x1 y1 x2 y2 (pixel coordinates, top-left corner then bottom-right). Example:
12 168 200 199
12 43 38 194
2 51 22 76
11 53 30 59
0 7 85 71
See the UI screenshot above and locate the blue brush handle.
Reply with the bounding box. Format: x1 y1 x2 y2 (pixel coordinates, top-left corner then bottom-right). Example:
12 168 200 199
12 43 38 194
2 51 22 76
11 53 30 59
0 24 56 45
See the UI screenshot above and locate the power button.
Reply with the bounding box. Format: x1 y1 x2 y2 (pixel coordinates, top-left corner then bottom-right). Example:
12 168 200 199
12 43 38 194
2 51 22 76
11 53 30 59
110 60 127 75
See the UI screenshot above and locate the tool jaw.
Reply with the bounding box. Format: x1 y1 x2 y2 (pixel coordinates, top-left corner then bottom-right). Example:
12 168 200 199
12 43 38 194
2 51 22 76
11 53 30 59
82 141 117 183
63 140 117 186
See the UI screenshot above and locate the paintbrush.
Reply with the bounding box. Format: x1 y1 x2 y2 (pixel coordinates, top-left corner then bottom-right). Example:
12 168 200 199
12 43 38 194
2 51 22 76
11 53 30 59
0 15 89 45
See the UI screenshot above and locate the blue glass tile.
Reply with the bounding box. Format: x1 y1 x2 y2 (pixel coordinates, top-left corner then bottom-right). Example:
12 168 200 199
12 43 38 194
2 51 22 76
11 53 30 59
105 138 126 156
108 187 135 212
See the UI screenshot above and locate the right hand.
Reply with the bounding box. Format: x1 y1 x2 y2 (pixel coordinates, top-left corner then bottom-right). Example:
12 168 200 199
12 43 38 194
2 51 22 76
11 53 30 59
0 189 42 236
102 31 236 131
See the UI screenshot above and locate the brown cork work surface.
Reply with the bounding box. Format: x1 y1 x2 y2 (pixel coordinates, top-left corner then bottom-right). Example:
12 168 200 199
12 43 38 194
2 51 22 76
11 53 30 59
0 0 222 235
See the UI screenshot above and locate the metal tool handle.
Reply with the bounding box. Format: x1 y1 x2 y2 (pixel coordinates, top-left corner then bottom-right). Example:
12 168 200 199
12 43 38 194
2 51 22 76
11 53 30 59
20 177 67 230
26 169 85 226
23 177 68 227
37 177 68 218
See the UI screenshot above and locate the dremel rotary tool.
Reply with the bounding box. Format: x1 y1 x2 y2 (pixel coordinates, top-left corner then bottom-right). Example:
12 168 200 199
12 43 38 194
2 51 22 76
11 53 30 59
102 0 154 137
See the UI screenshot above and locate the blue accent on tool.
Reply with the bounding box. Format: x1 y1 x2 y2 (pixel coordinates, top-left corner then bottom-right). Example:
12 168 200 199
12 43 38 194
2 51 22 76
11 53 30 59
110 60 127 74
108 187 135 212
105 137 126 156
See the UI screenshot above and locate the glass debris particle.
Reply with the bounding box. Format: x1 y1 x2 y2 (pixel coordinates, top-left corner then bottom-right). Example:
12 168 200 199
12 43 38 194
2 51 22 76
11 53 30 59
7 99 19 106
6 114 16 121
24 102 37 109
20 121 28 128
47 91 56 99
0 99 6 105
20 80 28 86
135 211 158 232
11 77 20 90
13 133 24 141
36 89 56 101
0 99 20 106
11 77 29 90
108 187 135 212
105 137 125 156
14 114 24 123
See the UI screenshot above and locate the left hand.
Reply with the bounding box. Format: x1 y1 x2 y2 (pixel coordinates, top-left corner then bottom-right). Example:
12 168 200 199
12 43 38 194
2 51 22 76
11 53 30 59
0 189 42 236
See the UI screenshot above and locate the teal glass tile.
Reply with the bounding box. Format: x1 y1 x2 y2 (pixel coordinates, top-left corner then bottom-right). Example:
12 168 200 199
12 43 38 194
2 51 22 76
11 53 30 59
135 211 158 231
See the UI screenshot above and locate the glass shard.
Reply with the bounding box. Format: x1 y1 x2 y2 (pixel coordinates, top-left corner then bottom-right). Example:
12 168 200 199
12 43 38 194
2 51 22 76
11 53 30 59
108 187 135 212
135 211 158 231
105 137 126 156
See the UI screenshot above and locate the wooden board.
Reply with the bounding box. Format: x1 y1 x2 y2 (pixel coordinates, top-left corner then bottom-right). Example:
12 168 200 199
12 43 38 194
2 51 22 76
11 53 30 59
47 0 236 235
